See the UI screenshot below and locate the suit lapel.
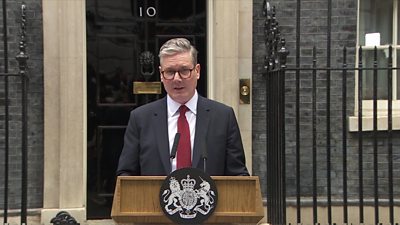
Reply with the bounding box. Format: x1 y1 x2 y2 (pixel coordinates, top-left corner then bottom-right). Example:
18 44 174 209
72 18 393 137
153 97 171 174
192 96 211 169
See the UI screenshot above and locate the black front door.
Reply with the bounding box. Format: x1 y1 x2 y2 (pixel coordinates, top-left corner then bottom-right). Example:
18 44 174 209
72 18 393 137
86 0 207 219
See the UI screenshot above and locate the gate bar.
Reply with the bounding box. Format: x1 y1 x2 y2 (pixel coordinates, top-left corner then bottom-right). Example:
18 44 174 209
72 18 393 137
357 46 364 223
341 47 348 224
387 46 394 225
326 1 332 224
15 4 29 225
2 0 9 223
295 0 301 223
372 47 379 225
312 46 317 224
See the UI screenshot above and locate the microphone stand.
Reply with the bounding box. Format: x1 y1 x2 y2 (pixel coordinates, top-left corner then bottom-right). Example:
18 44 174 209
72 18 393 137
170 133 180 160
202 139 208 173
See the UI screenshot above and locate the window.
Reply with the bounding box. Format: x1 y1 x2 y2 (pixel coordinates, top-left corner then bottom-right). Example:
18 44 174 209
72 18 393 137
358 0 395 100
351 0 400 131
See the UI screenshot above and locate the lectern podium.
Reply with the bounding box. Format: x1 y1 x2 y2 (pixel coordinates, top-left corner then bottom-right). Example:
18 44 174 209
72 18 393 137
111 176 264 224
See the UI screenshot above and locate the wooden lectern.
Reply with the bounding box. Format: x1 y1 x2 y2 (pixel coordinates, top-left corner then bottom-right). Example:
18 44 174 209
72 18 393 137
111 176 264 224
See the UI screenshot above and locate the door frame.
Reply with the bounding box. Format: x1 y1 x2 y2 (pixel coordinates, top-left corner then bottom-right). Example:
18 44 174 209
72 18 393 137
41 0 252 223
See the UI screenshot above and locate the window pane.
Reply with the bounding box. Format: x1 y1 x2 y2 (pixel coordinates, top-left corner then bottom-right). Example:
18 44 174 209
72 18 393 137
362 49 389 99
398 6 400 45
95 0 139 19
359 0 393 46
397 50 400 99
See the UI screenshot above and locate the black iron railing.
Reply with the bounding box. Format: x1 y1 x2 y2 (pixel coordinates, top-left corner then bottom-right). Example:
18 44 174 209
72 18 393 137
1 2 29 225
263 2 288 224
264 1 399 225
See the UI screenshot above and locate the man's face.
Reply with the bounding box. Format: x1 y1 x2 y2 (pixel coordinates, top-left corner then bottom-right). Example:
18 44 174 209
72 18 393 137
159 51 200 104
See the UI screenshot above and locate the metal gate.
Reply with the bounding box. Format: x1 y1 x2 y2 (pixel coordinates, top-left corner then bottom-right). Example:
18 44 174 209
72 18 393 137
263 1 400 225
1 2 29 225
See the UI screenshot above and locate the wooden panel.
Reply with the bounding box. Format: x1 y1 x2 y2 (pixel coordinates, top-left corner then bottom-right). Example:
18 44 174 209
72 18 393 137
111 176 264 224
214 179 256 213
120 179 163 213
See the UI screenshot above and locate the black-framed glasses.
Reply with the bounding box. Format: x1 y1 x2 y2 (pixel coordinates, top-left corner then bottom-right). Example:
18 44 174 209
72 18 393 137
161 66 196 80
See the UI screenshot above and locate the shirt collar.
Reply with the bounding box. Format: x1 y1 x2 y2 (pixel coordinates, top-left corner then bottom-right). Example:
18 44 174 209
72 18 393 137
167 91 198 117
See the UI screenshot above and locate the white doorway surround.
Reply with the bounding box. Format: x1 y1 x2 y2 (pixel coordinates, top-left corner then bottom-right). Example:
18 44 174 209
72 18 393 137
41 0 253 224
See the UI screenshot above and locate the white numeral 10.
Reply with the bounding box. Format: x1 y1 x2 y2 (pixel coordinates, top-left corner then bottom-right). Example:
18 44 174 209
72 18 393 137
139 7 156 17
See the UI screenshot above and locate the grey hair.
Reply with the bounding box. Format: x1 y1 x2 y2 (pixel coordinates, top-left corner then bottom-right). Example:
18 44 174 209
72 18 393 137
158 38 198 65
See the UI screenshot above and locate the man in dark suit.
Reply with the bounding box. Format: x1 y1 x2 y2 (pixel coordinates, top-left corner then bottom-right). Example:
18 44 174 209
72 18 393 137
116 38 249 176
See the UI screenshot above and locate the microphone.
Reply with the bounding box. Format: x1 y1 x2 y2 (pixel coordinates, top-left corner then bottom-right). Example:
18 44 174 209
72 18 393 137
170 133 180 159
201 138 208 173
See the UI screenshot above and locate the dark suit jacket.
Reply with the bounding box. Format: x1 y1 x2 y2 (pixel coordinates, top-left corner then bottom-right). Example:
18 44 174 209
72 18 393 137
116 95 249 176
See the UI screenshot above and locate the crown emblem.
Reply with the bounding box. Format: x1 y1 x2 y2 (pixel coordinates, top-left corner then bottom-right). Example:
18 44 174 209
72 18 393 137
181 175 196 189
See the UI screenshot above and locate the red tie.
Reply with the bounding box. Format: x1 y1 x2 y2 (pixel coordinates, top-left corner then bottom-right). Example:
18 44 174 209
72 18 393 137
177 105 191 169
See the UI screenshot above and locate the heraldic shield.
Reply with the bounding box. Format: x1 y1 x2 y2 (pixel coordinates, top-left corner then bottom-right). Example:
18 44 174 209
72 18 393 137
159 168 218 224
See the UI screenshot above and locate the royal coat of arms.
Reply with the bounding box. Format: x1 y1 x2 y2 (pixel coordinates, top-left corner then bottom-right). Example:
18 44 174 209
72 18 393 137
159 168 218 224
